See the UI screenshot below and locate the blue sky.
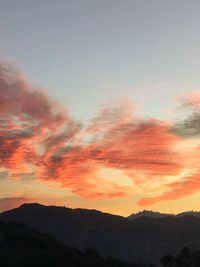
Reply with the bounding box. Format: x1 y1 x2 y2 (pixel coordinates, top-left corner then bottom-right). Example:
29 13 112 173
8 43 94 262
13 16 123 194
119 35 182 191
1 0 200 121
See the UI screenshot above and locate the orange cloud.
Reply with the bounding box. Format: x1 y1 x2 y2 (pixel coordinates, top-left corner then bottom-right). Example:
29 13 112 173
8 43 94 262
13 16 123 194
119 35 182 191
138 172 200 206
0 63 77 174
38 107 183 199
2 62 200 206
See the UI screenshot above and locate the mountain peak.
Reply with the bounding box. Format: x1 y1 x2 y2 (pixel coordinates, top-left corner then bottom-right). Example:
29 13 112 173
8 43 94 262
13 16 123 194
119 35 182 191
127 210 171 220
176 211 200 217
19 203 45 208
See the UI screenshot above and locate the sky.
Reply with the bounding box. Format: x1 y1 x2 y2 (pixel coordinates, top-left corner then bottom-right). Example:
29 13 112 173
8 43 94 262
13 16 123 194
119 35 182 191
1 0 200 215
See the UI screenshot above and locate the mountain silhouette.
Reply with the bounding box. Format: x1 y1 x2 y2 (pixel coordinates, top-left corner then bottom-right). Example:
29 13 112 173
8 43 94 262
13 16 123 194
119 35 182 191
127 210 200 220
1 203 200 264
127 210 170 220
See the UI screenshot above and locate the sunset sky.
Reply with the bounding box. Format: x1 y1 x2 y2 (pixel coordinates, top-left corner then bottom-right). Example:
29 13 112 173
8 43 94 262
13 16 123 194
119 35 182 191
1 0 200 216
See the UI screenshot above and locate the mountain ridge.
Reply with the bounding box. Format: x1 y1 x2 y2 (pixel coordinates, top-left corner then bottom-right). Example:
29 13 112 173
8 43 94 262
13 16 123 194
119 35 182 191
14 203 200 220
1 203 200 264
127 210 200 220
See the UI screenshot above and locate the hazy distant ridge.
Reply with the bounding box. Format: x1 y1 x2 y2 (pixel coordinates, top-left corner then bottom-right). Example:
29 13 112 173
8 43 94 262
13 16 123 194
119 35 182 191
127 210 200 220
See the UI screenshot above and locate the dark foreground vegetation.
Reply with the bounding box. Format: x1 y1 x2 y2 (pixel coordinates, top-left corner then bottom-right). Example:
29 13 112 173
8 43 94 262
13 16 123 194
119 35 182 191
0 221 147 267
161 247 200 267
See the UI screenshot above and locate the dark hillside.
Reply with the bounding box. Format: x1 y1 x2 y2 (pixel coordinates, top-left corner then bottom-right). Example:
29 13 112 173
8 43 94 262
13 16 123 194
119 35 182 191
0 220 144 267
2 203 200 264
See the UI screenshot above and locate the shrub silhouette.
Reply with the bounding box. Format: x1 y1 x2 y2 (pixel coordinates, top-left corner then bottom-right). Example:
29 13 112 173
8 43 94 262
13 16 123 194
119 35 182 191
161 247 200 267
